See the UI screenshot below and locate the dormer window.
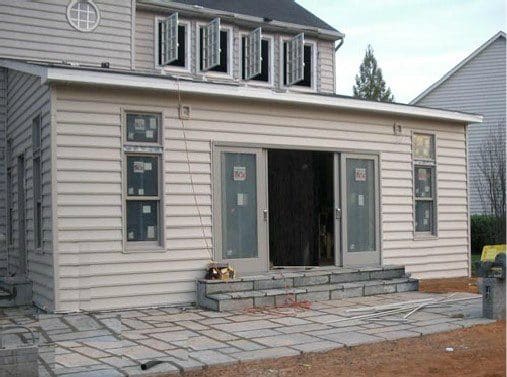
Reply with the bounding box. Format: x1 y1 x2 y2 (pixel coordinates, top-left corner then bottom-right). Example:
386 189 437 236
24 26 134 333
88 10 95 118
156 14 189 70
241 30 272 84
283 36 315 89
198 19 232 75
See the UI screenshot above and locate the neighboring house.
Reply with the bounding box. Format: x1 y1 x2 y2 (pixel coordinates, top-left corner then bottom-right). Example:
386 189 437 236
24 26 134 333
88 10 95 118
0 0 481 313
412 31 506 215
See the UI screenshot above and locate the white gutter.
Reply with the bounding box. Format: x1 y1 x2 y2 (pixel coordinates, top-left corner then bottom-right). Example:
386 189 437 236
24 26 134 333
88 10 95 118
137 0 344 40
42 67 482 124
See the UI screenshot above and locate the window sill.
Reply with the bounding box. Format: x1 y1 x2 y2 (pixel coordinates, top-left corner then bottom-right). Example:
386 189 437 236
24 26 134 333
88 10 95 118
124 245 166 254
413 233 438 241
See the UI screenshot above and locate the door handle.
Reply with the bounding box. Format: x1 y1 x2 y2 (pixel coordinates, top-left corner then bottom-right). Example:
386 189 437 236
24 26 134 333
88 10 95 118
263 209 268 221
335 208 342 220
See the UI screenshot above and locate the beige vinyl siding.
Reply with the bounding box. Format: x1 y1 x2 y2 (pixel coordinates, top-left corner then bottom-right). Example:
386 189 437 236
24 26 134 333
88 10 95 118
5 69 54 310
134 9 336 92
0 0 133 69
0 68 6 275
54 84 468 312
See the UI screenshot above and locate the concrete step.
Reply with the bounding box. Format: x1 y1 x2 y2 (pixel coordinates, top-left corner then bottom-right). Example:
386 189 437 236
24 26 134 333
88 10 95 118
198 272 418 311
0 276 33 308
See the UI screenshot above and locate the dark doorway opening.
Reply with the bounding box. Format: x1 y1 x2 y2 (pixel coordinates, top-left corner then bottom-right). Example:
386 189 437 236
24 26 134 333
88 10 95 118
268 150 334 267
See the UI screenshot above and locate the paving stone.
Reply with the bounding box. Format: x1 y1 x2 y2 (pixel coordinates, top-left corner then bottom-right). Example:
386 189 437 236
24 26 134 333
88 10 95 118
235 329 282 338
415 322 462 335
307 314 346 324
152 330 198 342
310 326 364 336
71 346 110 359
200 318 231 326
100 356 137 368
174 336 226 351
137 338 176 351
364 282 397 296
219 298 254 311
178 321 208 331
199 329 238 341
213 320 279 333
278 323 331 334
121 345 166 360
297 291 330 302
254 333 318 347
230 346 300 362
290 340 343 353
189 350 236 366
359 324 413 335
56 353 100 368
269 317 311 326
374 330 421 340
317 331 384 346
457 318 497 328
64 315 102 331
227 339 265 351
254 296 276 308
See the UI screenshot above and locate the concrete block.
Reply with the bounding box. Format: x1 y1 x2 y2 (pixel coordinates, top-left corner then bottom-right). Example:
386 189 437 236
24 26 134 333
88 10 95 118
293 275 330 287
254 278 293 290
482 277 506 320
330 271 369 284
296 291 330 302
206 281 254 295
370 268 404 280
218 298 253 312
254 296 275 308
364 282 396 296
332 284 363 299
396 280 419 293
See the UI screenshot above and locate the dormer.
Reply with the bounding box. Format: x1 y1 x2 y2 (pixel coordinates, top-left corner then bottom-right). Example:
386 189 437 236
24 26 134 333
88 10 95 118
135 0 343 93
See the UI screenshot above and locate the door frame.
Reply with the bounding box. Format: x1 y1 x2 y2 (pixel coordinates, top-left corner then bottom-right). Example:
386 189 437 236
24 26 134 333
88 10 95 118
17 154 27 275
212 145 269 275
339 153 381 266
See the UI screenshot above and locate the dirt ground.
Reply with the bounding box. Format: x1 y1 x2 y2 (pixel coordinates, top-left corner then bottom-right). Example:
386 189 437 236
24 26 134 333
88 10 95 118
179 278 505 377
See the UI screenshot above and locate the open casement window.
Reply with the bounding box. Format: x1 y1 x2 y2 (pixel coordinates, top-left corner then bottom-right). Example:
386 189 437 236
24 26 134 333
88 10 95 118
201 18 221 71
285 33 305 86
242 37 270 82
159 13 179 66
413 133 437 236
244 27 262 80
124 113 163 248
32 115 43 250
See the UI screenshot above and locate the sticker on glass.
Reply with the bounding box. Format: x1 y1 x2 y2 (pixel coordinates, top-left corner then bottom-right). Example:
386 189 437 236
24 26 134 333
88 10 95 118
134 117 145 131
237 193 247 206
138 188 144 196
418 169 428 181
355 168 367 182
133 161 144 173
233 166 247 181
128 231 135 240
142 205 151 214
146 130 154 139
144 162 152 171
358 194 365 207
147 226 155 239
128 187 134 195
149 118 157 129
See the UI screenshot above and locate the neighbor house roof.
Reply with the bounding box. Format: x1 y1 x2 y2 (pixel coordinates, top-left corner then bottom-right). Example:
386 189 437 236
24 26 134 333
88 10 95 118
411 31 506 104
138 0 342 38
0 58 482 124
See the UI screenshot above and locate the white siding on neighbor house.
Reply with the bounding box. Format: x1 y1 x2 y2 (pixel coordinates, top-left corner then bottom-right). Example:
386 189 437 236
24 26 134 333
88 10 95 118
414 35 506 215
0 68 6 275
134 9 336 93
0 0 133 69
5 69 54 310
54 84 469 312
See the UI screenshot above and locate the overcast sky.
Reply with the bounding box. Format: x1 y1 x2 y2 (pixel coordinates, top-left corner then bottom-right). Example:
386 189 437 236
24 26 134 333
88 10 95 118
298 0 506 103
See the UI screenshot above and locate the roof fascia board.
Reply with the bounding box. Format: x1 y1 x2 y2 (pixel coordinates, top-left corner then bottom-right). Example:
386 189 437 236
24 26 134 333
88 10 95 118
411 31 506 104
0 59 48 82
137 0 344 40
45 67 482 124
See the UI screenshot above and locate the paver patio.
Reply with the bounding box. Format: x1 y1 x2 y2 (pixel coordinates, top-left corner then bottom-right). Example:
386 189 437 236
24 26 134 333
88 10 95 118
0 291 495 376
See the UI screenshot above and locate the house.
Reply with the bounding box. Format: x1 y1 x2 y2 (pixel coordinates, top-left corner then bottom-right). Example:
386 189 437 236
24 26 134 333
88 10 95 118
0 0 481 313
412 31 506 215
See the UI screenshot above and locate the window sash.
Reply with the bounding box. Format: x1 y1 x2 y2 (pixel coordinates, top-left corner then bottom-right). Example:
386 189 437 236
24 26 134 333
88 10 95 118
202 18 221 71
285 33 305 86
244 27 262 80
159 13 179 66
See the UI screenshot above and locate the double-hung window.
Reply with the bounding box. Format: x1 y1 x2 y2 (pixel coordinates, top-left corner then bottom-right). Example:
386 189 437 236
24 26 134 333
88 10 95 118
32 115 43 250
124 113 163 248
413 133 437 236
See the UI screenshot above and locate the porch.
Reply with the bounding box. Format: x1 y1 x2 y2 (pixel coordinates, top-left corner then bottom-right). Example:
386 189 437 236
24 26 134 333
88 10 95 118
197 265 418 311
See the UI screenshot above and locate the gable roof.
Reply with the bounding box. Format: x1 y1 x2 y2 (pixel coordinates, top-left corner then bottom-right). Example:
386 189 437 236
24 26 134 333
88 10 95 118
411 31 506 104
139 0 340 34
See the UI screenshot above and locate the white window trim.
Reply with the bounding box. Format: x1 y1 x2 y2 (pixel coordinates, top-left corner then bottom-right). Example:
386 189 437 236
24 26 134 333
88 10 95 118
279 37 317 93
121 110 167 253
196 21 234 79
32 114 43 253
154 16 191 73
412 130 438 239
239 32 274 88
66 0 100 33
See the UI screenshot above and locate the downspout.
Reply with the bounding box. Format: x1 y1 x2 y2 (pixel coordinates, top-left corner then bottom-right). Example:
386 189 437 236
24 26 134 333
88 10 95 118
335 36 344 52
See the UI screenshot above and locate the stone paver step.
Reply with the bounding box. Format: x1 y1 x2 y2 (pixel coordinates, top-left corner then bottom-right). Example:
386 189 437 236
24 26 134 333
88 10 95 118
201 277 419 311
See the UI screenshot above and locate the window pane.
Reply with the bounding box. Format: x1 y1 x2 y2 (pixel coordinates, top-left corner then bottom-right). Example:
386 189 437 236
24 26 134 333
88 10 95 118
346 159 376 252
127 201 158 241
221 152 258 259
127 156 158 197
160 24 186 67
283 43 312 87
242 38 269 82
415 201 433 232
413 134 434 160
126 114 159 143
414 166 432 198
